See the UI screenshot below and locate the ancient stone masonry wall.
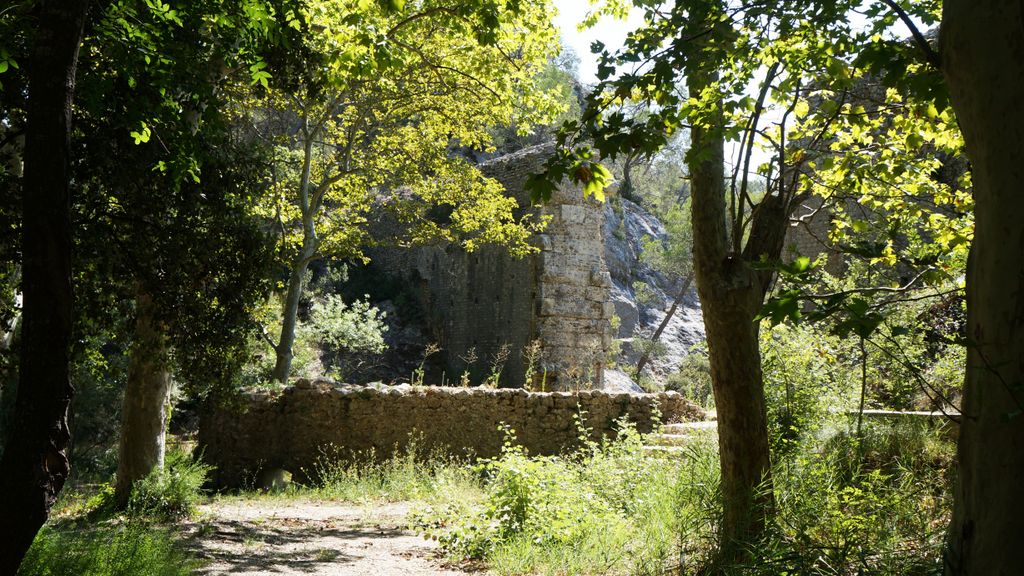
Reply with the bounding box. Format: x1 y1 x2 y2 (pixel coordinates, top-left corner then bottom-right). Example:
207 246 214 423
372 144 614 389
199 381 704 488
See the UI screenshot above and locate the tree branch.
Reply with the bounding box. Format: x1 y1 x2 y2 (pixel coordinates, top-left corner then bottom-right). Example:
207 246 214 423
879 0 941 69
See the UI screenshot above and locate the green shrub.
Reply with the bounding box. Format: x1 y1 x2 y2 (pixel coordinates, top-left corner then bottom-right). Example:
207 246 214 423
17 519 199 576
306 295 387 356
416 422 697 575
415 415 950 576
667 347 714 408
128 449 211 520
761 323 856 456
746 422 952 576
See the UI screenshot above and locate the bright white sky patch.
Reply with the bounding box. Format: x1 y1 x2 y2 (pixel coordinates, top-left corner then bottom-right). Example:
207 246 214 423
553 0 644 85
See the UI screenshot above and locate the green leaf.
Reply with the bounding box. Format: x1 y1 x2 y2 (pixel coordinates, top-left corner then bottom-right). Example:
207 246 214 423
756 290 803 326
130 122 151 145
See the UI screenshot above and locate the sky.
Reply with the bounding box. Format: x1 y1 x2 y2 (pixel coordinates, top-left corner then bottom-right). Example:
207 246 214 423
549 2 918 174
552 1 643 85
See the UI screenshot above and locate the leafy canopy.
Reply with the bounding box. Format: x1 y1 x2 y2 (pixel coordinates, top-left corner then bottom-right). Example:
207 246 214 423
246 0 565 265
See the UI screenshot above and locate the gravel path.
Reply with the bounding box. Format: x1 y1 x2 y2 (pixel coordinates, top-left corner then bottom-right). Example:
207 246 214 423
180 499 476 575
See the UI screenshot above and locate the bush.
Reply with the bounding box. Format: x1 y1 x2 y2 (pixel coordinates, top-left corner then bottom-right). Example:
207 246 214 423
761 323 851 456
18 519 199 576
414 414 950 576
306 295 387 356
128 449 211 520
667 347 714 408
415 422 697 575
746 421 953 576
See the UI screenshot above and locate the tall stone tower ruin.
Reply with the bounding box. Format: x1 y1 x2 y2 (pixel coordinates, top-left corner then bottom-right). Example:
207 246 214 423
374 144 615 390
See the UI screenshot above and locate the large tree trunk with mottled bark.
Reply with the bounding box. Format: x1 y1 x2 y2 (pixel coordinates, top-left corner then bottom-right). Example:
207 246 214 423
941 3 1024 574
684 7 774 555
687 115 774 553
0 0 88 572
114 291 173 507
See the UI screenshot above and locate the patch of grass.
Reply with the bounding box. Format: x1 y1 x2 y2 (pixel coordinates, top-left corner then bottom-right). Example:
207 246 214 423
414 416 951 576
306 439 480 505
414 421 707 576
17 518 200 576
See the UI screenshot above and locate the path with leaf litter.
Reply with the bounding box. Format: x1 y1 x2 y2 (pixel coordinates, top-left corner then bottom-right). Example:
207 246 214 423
180 499 476 575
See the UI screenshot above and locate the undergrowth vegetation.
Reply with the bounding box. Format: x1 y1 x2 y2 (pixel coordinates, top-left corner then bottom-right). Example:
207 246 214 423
412 416 952 576
16 449 210 576
305 440 478 505
17 520 198 576
19 410 952 576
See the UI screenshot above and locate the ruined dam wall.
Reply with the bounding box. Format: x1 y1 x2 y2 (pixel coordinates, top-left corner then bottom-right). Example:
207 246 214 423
371 144 615 389
200 381 704 488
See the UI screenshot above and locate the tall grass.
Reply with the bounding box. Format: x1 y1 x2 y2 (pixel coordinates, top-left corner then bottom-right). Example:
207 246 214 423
307 439 480 505
17 519 199 576
415 417 952 576
414 422 717 576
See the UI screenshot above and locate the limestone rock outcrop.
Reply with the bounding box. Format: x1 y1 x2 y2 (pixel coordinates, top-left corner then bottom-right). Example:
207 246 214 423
602 198 705 384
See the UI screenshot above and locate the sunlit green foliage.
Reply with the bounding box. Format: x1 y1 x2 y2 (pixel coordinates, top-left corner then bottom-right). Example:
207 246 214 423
248 0 564 264
411 414 950 576
307 439 476 503
414 422 700 575
17 521 198 576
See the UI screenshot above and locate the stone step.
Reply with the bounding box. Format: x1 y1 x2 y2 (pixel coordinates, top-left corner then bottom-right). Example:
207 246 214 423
661 421 718 435
641 445 689 456
645 433 690 446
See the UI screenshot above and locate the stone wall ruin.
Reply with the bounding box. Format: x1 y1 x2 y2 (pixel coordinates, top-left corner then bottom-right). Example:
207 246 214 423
372 144 615 390
199 381 705 488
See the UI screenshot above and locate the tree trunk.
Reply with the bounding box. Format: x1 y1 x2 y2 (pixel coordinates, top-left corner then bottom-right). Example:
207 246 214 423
114 290 173 508
271 255 311 383
272 132 319 384
0 0 88 572
688 129 773 552
941 3 1024 574
684 1 773 554
635 274 693 378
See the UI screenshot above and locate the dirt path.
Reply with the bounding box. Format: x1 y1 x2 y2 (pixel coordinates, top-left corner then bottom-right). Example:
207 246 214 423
180 499 476 575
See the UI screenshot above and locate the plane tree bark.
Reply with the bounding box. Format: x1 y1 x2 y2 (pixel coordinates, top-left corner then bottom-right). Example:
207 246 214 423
113 290 173 507
941 2 1024 574
685 71 774 551
0 0 88 572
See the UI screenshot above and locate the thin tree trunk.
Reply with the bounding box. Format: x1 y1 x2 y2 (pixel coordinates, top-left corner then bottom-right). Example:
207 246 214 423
635 274 693 378
271 253 312 383
941 3 1024 574
114 290 173 507
684 0 773 555
0 0 88 572
272 131 319 384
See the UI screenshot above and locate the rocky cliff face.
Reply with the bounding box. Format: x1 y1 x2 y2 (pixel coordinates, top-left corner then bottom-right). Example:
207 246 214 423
602 197 705 388
342 155 704 392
